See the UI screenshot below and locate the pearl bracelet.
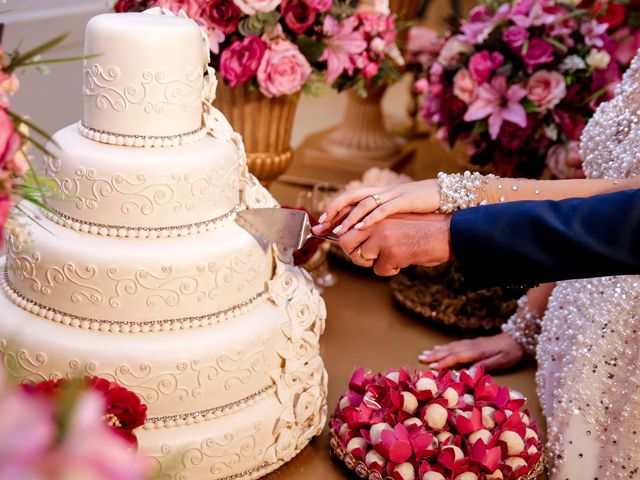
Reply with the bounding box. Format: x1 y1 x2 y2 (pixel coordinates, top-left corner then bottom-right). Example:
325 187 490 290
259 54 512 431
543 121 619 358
437 171 495 213
501 295 542 356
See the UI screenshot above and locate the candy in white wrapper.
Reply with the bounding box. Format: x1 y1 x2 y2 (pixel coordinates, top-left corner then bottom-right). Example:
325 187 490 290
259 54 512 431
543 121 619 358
463 393 475 406
386 371 400 383
481 406 497 429
505 457 527 470
422 472 446 480
527 445 538 456
499 430 525 455
401 391 419 414
416 377 438 396
424 403 448 430
455 473 478 480
393 462 416 480
339 423 350 437
403 417 423 428
486 470 504 479
442 387 459 408
339 396 352 410
468 428 492 445
370 422 393 444
436 431 454 444
365 449 387 468
347 437 367 453
525 427 538 441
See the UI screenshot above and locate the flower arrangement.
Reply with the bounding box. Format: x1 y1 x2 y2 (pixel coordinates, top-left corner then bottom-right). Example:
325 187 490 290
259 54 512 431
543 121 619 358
330 367 544 480
114 0 403 97
1 369 150 479
409 0 640 178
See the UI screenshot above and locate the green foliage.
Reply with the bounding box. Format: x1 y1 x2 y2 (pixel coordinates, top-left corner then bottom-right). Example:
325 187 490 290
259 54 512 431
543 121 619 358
297 35 326 63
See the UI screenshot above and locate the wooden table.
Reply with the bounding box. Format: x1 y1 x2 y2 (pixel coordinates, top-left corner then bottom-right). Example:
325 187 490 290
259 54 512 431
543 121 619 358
264 147 545 479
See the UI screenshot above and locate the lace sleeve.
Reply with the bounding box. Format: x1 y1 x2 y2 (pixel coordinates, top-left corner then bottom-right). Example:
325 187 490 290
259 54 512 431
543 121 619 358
501 295 542 356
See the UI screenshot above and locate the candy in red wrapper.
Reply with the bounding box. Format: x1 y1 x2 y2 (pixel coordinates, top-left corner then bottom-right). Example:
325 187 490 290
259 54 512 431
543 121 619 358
330 367 543 480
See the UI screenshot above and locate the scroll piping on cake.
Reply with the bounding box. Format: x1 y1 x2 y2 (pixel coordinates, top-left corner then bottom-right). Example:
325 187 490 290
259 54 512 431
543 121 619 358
43 204 241 239
1 267 268 334
144 384 275 429
78 121 207 148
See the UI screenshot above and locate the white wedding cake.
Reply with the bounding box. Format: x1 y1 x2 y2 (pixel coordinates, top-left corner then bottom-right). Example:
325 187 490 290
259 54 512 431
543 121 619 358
0 12 327 479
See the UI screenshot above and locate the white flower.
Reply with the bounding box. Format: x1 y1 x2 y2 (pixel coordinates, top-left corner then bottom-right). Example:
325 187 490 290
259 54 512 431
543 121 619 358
559 55 586 72
586 49 611 70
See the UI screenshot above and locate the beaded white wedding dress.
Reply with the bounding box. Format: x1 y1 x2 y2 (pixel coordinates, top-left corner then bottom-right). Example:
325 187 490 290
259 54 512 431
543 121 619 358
535 52 640 479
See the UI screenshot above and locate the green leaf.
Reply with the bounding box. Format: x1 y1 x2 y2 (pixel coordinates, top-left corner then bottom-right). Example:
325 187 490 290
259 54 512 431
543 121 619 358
296 35 326 63
7 109 57 147
523 99 538 113
582 86 609 105
19 53 100 67
544 36 568 53
8 32 69 72
471 119 488 136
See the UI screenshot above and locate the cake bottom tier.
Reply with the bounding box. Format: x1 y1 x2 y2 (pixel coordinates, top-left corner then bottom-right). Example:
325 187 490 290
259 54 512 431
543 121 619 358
142 387 327 480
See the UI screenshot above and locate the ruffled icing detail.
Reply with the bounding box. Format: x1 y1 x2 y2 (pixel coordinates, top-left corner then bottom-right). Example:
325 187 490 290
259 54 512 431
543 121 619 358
78 121 207 148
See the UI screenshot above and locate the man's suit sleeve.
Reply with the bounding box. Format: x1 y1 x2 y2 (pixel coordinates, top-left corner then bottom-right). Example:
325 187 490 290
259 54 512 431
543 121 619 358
450 189 640 290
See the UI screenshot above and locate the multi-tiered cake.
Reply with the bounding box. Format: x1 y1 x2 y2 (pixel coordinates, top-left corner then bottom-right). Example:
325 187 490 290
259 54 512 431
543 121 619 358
0 12 327 479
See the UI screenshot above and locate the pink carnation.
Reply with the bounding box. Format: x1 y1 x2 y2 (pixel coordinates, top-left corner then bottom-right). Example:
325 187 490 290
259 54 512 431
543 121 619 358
452 68 477 104
468 50 504 83
521 38 554 73
305 0 332 12
257 39 311 97
220 36 267 88
526 70 566 111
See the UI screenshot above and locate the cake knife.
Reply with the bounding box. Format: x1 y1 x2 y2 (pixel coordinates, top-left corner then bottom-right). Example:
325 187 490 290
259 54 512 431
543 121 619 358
235 208 339 250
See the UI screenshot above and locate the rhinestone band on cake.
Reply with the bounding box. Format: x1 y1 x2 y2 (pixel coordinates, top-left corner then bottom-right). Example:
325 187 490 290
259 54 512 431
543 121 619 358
1 267 268 333
144 384 275 429
44 204 241 238
79 121 207 148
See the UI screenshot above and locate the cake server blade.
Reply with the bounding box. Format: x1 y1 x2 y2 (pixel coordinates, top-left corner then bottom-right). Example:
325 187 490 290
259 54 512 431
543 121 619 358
235 208 339 249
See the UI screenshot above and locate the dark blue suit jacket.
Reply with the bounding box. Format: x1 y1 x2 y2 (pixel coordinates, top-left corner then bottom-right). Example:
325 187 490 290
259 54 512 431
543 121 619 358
450 189 640 290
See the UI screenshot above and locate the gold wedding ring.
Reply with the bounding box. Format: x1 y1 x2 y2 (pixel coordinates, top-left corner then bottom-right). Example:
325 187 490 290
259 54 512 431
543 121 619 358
370 194 382 206
357 247 377 262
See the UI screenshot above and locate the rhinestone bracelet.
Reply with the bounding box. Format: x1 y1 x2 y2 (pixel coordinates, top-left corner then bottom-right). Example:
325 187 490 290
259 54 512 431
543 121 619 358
501 295 542 356
437 171 495 213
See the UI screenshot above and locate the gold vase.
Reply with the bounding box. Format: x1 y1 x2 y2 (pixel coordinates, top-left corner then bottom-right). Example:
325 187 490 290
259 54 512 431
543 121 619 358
214 78 299 187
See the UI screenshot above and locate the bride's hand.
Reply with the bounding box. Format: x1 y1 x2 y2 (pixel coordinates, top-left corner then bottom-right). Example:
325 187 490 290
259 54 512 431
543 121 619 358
312 179 441 236
418 333 525 371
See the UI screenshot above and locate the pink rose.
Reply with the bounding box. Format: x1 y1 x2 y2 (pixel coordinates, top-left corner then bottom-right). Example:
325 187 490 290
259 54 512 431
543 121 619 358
468 50 504 83
414 78 428 94
521 38 554 72
201 0 242 35
304 0 332 12
220 36 267 88
453 68 477 104
282 0 317 33
526 70 566 111
0 109 18 169
502 26 528 49
155 0 203 18
546 141 582 179
362 61 379 78
233 0 281 14
257 39 311 97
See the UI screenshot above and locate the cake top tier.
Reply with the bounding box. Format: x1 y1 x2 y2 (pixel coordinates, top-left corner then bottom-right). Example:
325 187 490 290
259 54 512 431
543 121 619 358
82 13 208 146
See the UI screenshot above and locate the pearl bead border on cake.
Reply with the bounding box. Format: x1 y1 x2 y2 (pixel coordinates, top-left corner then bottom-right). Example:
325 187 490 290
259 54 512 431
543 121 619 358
144 384 275 429
0 267 268 333
43 204 241 239
78 121 207 148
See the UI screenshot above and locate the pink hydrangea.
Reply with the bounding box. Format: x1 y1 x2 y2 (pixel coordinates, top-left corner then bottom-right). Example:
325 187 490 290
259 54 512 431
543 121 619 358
219 36 267 87
526 70 566 111
257 39 311 97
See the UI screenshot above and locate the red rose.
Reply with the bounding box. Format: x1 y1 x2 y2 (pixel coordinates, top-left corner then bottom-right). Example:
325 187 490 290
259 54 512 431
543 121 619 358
114 0 149 12
282 0 317 34
202 0 242 35
220 36 267 87
21 379 61 396
521 38 554 73
594 1 627 28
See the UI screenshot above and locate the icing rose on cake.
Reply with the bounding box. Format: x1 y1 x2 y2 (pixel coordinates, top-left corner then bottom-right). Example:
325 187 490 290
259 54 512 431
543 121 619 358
330 367 543 480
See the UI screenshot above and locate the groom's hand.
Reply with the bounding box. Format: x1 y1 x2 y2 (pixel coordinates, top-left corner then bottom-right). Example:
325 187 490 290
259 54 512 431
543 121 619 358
338 213 454 276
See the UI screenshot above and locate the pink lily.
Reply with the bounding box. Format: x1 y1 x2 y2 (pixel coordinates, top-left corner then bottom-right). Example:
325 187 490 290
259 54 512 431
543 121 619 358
321 16 367 83
464 75 527 140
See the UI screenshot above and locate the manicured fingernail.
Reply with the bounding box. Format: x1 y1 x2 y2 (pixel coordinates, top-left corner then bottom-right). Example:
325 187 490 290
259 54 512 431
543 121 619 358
333 225 343 234
354 222 365 230
318 213 327 223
